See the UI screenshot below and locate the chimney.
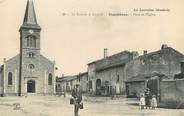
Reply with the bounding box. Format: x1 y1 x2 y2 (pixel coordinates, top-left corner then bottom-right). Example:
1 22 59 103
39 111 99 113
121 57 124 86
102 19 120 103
3 58 6 63
104 48 108 58
132 51 139 59
161 44 168 49
143 50 147 55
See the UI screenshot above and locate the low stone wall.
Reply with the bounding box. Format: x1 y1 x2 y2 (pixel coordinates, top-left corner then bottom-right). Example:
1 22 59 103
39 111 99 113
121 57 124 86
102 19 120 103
160 80 184 108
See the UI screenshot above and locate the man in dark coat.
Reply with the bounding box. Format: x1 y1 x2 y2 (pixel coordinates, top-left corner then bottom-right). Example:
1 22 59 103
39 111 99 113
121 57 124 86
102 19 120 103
72 84 82 116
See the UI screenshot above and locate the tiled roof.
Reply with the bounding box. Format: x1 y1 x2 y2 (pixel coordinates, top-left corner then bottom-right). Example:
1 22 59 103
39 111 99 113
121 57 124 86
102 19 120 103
56 75 77 82
125 73 169 82
88 50 132 65
96 61 126 72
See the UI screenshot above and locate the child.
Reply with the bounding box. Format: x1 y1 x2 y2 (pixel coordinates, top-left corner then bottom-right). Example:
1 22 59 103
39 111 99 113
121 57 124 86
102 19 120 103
139 94 145 110
151 95 157 109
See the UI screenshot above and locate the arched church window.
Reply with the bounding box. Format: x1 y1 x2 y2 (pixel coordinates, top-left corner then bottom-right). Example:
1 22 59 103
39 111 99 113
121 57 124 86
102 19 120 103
8 72 13 85
27 36 36 48
48 73 52 85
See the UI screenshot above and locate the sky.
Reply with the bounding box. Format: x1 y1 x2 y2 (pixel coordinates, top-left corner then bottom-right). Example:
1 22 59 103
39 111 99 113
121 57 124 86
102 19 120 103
0 0 184 76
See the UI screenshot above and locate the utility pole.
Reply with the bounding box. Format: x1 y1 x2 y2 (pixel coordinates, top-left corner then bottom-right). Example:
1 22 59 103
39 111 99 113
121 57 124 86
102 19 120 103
18 36 22 96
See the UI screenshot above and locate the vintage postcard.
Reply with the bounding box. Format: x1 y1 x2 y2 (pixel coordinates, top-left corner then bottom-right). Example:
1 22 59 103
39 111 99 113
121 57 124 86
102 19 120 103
0 0 184 116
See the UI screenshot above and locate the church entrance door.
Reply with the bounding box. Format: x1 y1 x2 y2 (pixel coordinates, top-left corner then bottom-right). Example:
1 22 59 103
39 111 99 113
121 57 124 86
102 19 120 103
27 80 36 93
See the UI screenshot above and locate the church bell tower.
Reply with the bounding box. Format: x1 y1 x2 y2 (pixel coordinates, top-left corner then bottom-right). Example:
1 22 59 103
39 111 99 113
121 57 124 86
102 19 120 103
18 0 41 96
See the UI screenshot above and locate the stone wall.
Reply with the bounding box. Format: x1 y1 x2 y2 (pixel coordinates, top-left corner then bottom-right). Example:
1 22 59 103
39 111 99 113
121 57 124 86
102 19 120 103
4 55 19 95
79 73 88 93
125 47 183 81
160 80 184 108
1 54 55 96
96 66 126 94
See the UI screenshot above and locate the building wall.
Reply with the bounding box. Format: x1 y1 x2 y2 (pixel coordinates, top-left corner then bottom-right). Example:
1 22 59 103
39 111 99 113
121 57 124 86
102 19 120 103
95 66 125 95
0 66 4 95
56 80 66 93
125 48 183 81
1 54 55 96
79 73 88 93
39 55 55 95
160 80 184 108
3 55 19 95
126 82 145 97
88 51 133 94
87 63 96 93
88 51 134 95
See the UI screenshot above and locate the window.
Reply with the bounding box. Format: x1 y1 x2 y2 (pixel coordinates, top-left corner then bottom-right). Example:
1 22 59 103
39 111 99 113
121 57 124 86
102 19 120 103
48 73 52 85
86 76 88 81
28 64 35 69
8 72 13 85
28 52 35 58
117 75 120 83
78 77 81 82
89 80 92 89
27 36 36 48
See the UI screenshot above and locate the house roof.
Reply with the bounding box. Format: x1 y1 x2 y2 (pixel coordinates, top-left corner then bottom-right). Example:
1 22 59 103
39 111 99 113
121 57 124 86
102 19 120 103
97 46 184 72
56 75 77 82
87 50 132 65
96 60 126 72
79 72 88 76
125 73 169 83
138 47 184 60
88 45 184 66
88 50 133 72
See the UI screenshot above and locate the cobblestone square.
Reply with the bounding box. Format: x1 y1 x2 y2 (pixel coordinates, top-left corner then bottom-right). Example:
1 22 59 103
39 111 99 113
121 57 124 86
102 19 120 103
0 95 184 116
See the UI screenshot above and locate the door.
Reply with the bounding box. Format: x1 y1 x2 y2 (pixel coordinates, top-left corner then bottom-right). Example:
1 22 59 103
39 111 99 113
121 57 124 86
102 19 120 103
27 80 36 93
147 79 158 98
96 79 101 95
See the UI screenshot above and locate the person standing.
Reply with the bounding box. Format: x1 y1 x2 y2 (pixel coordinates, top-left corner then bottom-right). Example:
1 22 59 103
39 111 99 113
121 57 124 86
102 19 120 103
72 84 83 116
151 95 157 109
139 94 145 110
145 88 151 109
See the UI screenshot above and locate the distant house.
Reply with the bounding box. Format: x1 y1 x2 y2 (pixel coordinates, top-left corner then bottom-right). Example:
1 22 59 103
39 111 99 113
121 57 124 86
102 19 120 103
124 45 184 98
87 45 184 96
56 75 77 93
56 72 89 93
87 50 136 96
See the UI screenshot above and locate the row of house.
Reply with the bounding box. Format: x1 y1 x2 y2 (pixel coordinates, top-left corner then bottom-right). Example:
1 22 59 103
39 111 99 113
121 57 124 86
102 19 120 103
56 72 88 93
56 45 184 101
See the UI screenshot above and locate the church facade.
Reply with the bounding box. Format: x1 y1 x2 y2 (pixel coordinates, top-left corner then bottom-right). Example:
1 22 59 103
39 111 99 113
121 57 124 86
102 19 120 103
0 0 56 96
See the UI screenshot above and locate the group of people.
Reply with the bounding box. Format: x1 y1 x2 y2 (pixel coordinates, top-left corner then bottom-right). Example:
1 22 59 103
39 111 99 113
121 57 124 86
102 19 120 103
71 85 157 115
139 88 157 110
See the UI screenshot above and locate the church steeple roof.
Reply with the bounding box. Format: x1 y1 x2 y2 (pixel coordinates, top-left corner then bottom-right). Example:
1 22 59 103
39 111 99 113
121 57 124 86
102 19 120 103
20 0 41 30
24 0 37 25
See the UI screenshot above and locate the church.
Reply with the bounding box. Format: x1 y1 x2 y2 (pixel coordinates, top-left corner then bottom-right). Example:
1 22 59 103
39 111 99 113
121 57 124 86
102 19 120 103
0 0 56 96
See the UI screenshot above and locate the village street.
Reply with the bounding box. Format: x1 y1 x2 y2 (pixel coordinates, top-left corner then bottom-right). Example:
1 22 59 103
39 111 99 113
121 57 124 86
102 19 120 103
0 95 184 116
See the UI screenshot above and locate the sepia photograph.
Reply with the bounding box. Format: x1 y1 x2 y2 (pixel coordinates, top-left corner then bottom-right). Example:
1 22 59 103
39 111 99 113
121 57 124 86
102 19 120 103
0 0 184 116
